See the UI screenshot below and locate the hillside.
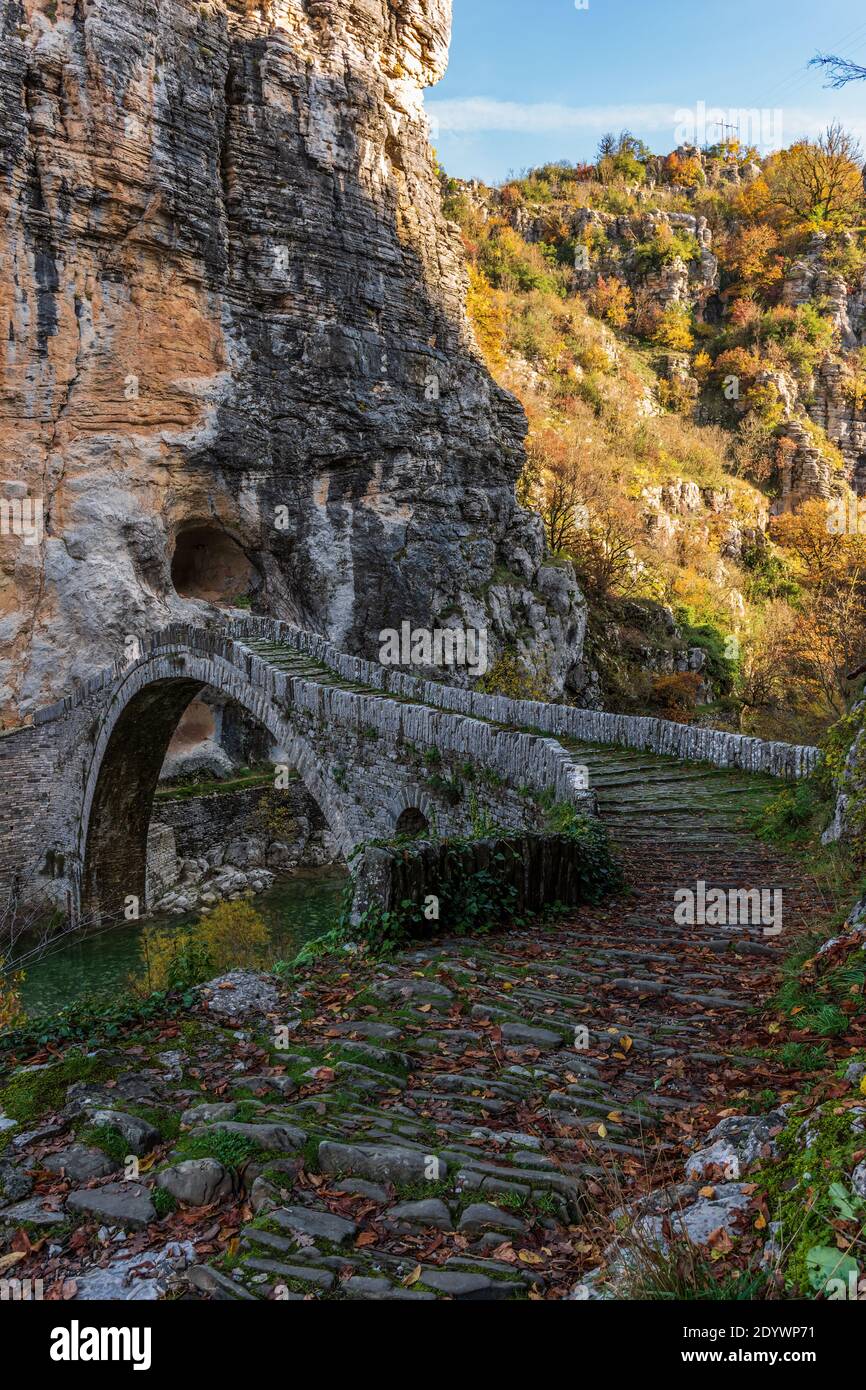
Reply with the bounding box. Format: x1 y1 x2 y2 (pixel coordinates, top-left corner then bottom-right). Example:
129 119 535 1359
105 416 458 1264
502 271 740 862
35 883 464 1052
443 132 866 746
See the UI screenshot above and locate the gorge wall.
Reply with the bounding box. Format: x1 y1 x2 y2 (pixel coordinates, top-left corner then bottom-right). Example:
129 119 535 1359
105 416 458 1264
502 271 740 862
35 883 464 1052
0 0 585 724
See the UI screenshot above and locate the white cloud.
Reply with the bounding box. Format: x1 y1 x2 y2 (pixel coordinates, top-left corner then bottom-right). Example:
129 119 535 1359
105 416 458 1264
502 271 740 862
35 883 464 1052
425 97 679 135
425 96 866 150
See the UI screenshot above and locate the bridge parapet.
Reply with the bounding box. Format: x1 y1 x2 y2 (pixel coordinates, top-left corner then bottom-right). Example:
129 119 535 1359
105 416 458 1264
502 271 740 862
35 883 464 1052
225 618 820 781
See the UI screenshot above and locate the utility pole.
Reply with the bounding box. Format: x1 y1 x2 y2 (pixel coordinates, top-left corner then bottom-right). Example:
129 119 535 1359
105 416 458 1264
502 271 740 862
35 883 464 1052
711 119 740 149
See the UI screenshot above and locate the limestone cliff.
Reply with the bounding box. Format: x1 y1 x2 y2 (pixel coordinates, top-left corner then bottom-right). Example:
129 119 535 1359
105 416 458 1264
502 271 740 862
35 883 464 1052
0 0 585 721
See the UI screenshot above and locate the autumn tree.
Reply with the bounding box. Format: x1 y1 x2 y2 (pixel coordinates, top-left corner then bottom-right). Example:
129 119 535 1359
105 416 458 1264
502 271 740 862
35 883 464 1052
765 124 865 230
721 223 784 298
586 275 633 329
771 499 866 717
531 424 643 598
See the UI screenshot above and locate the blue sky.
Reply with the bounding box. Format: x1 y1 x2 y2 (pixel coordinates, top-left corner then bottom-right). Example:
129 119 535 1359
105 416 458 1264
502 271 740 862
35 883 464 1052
425 0 866 183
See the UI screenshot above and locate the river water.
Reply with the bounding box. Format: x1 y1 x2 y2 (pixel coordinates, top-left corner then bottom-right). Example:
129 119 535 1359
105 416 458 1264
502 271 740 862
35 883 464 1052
18 867 348 1018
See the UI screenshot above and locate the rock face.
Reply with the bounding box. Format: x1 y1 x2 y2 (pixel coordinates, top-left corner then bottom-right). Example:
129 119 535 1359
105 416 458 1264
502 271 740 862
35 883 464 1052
781 233 866 493
822 704 866 847
516 206 719 316
0 0 584 720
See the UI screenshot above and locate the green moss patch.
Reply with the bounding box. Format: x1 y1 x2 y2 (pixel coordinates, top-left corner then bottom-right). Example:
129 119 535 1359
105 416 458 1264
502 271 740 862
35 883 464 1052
0 1052 111 1124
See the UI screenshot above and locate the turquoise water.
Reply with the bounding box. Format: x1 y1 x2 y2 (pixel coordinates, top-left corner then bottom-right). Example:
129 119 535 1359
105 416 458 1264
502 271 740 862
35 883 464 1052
17 868 348 1018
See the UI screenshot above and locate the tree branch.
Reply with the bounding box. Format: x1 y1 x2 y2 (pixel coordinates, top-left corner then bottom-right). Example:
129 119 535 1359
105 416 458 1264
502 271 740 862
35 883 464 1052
811 53 866 89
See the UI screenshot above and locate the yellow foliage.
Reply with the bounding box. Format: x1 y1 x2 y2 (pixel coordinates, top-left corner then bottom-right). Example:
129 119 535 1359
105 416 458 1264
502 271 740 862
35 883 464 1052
577 342 613 374
477 651 550 701
197 900 270 969
586 275 633 329
134 901 270 995
0 958 26 1031
692 350 712 382
653 305 694 351
466 265 507 373
764 126 865 230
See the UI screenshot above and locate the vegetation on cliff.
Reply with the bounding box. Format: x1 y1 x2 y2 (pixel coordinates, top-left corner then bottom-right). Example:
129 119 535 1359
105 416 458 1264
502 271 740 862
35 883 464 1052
444 130 866 744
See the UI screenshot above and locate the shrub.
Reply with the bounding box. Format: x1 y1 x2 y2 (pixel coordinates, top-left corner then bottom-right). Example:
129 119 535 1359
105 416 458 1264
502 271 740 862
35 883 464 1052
586 275 633 329
135 901 270 994
478 224 565 296
650 671 703 718
633 226 700 276
577 342 613 374
466 266 507 371
676 613 738 693
0 959 25 1031
653 304 695 351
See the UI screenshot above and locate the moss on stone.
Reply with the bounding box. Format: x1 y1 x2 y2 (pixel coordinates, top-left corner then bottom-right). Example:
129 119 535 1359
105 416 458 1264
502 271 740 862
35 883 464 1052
761 1103 866 1292
0 1052 111 1124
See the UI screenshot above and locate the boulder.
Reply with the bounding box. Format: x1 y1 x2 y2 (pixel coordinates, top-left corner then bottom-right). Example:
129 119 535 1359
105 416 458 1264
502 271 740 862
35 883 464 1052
157 1159 235 1207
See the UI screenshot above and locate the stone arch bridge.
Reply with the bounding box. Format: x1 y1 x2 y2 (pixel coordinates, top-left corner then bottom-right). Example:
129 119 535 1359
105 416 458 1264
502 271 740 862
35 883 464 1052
0 619 594 928
0 617 818 933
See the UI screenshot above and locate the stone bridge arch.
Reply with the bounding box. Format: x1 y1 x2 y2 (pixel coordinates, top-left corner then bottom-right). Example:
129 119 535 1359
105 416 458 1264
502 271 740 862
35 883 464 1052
0 620 596 933
77 645 360 925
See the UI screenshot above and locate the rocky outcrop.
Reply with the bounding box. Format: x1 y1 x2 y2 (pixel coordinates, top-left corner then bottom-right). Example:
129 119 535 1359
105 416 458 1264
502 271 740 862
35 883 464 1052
514 205 719 316
809 359 866 492
782 232 866 349
780 233 866 493
822 704 866 848
641 477 769 564
0 0 584 720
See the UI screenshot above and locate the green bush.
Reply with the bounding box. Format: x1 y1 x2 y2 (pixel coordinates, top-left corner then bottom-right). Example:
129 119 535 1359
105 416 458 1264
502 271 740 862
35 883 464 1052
633 229 700 276
543 806 625 901
675 612 738 694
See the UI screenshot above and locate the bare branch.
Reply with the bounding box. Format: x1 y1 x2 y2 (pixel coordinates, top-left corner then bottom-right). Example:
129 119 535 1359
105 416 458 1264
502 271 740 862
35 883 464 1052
811 53 866 89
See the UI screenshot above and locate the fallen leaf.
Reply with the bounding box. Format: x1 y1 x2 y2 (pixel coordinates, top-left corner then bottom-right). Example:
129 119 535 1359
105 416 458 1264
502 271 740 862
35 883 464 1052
707 1227 734 1255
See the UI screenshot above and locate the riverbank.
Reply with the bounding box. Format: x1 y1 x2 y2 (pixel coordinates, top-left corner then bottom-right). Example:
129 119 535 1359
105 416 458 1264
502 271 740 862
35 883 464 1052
14 869 347 1019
